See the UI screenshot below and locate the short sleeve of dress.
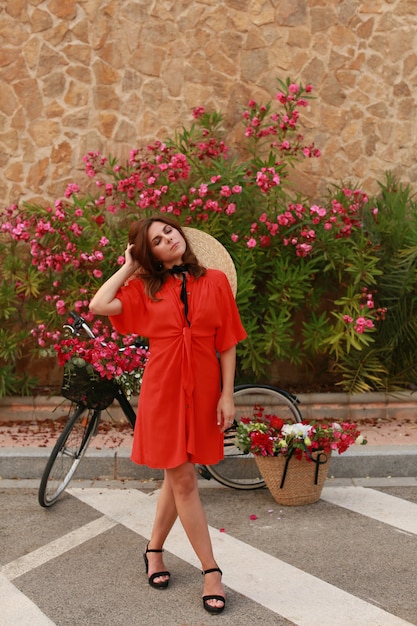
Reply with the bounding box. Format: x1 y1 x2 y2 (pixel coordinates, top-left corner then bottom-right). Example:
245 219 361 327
213 270 247 353
109 278 149 335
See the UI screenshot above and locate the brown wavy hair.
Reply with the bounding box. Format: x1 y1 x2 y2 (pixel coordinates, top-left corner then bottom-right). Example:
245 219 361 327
128 214 206 299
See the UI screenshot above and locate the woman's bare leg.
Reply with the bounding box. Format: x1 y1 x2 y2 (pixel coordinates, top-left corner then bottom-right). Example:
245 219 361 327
165 462 225 609
146 472 178 585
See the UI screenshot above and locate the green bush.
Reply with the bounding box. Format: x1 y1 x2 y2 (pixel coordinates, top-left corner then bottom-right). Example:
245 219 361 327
1 78 417 396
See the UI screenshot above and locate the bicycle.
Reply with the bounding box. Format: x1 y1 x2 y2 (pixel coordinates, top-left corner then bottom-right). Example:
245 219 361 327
38 313 302 507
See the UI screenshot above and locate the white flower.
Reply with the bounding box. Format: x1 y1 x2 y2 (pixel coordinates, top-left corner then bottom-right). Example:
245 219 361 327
355 434 364 445
282 423 312 439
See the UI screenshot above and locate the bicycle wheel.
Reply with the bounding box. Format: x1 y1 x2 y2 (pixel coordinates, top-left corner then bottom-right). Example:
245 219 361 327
38 403 100 507
205 385 302 490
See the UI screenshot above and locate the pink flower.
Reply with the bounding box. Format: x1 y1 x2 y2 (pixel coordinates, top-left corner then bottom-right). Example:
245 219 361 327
247 237 257 248
267 222 279 236
354 317 374 333
64 183 80 198
192 106 204 119
296 243 312 257
256 167 280 192
198 183 208 197
70 223 83 236
310 205 327 218
56 299 66 315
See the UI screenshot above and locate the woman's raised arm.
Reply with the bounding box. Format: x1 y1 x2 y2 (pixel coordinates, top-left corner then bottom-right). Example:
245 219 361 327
89 243 138 316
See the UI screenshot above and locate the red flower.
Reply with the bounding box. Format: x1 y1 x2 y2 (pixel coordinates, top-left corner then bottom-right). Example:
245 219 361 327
250 432 274 456
269 416 285 432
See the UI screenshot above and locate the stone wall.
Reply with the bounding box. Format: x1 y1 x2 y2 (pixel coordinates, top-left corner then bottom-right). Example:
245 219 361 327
1 0 417 208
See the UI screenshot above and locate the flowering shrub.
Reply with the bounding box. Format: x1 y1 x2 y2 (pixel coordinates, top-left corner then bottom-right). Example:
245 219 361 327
235 405 367 460
1 77 417 397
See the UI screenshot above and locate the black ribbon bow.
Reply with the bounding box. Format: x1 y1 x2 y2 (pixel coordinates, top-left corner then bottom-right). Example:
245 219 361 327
280 447 329 489
169 265 190 326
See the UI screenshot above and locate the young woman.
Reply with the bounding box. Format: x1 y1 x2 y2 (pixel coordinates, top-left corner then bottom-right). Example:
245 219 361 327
89 214 246 614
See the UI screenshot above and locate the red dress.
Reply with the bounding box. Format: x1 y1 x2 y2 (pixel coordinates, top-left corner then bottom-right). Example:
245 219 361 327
109 269 247 469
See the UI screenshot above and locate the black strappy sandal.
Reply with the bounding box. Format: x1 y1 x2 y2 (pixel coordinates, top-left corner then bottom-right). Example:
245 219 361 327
143 545 171 589
202 567 226 614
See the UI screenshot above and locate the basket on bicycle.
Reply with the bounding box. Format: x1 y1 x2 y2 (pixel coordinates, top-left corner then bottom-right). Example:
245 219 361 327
61 357 117 410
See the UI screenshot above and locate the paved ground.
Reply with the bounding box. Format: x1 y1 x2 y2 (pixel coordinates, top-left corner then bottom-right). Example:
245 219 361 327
1 411 416 625
1 478 417 625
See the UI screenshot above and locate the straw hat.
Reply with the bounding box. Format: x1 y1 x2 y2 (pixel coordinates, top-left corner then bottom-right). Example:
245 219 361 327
183 227 237 297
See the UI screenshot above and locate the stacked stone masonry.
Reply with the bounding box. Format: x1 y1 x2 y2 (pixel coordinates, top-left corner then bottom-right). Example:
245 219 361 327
1 0 417 207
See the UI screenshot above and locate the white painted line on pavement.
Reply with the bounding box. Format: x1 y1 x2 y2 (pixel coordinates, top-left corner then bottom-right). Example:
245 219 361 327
322 486 417 535
0 575 55 625
0 516 117 581
68 487 413 626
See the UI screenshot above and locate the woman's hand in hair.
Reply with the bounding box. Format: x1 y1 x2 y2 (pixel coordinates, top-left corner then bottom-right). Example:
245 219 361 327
125 243 140 272
89 243 139 316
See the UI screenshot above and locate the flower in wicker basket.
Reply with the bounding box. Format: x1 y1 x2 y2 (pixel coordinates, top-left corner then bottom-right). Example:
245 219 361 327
235 405 367 506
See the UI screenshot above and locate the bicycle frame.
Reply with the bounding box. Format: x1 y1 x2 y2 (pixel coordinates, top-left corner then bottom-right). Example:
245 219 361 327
113 385 136 428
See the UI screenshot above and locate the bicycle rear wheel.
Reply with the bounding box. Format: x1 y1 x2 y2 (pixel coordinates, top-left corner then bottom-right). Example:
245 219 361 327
206 385 302 490
38 403 100 507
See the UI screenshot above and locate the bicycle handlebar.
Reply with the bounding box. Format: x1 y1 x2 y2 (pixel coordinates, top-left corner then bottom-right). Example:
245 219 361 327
67 311 96 339
65 311 143 351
